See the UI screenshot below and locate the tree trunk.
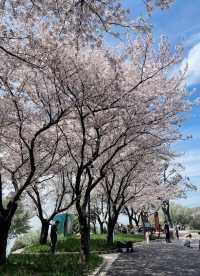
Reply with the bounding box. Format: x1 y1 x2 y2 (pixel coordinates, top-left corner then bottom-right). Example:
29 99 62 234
107 218 116 245
133 216 140 228
97 217 104 234
100 222 104 234
39 220 50 244
0 219 10 265
92 222 97 234
162 203 173 228
125 207 133 227
128 215 133 227
0 202 17 266
166 209 173 228
79 216 90 263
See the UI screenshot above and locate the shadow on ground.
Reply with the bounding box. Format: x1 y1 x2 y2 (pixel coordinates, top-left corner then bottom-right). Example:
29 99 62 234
105 242 200 275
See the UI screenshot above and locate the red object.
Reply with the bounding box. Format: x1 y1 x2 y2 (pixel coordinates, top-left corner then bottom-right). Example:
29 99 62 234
154 212 160 232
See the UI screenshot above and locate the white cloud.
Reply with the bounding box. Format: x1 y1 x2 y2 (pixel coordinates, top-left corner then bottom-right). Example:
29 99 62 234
182 42 200 86
175 149 200 177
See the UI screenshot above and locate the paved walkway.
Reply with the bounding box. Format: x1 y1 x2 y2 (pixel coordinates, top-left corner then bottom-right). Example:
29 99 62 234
99 240 200 276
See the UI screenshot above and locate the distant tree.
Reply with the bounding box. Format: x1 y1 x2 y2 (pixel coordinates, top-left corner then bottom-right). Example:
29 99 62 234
3 200 31 237
9 205 31 237
170 204 200 230
90 188 108 234
190 208 200 229
27 168 75 244
159 162 195 227
102 153 166 244
170 204 192 227
123 206 141 228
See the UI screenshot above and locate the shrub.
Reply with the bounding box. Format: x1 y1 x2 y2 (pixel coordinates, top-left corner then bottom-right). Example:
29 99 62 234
12 230 40 252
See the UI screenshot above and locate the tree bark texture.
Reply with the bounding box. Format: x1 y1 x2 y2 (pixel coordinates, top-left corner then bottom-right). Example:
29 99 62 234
39 220 50 244
79 216 90 263
107 218 117 244
0 219 10 265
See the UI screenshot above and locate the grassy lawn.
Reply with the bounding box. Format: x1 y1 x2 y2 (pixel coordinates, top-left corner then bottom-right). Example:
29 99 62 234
188 229 200 233
24 233 144 253
0 254 102 276
3 233 144 275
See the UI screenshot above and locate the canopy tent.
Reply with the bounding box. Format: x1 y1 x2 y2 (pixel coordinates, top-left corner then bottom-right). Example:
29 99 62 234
53 213 73 236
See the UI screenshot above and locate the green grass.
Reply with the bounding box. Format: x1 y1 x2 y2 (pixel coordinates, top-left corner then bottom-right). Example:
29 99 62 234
0 254 102 276
25 233 144 253
114 233 144 242
4 233 144 275
188 229 200 233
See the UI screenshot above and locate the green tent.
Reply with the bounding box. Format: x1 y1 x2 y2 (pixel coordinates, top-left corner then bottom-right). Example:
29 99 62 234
53 213 73 235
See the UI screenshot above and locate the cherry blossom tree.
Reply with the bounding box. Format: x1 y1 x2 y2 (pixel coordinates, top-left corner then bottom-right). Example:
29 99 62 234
101 151 167 244
0 30 191 263
47 30 191 259
0 59 72 264
124 160 196 229
27 167 75 244
158 161 195 227
123 206 141 229
0 0 189 266
90 189 108 234
0 0 175 61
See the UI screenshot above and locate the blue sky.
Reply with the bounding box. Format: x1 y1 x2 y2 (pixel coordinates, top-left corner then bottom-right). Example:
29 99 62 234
121 0 200 207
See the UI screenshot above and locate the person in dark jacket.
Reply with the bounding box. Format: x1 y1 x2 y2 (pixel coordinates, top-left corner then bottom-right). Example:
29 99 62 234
50 220 59 255
175 226 179 239
164 222 170 243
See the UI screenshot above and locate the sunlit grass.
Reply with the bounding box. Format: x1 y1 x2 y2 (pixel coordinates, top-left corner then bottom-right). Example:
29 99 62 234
25 233 144 253
0 254 102 276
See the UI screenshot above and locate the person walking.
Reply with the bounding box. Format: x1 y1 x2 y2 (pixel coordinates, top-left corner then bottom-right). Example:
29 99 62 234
146 231 150 245
164 222 170 243
50 220 59 255
175 225 179 240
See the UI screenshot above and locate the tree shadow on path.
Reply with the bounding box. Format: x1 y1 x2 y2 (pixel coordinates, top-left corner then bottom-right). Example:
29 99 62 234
106 242 200 275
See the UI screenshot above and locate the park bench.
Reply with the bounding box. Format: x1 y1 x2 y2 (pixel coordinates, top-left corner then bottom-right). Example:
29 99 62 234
116 241 134 253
